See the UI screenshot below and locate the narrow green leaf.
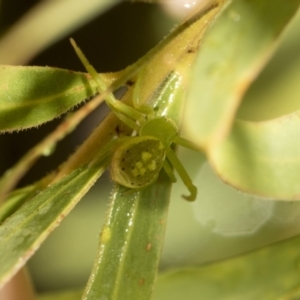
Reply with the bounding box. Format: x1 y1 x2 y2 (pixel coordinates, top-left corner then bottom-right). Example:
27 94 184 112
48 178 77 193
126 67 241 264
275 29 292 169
210 112 300 199
0 66 98 131
0 185 38 223
153 235 300 300
83 176 171 300
185 0 300 150
0 161 107 289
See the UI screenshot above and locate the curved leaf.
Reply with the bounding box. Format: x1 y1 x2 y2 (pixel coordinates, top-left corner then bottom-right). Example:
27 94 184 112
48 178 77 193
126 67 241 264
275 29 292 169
210 112 300 199
238 9 300 121
164 157 300 267
153 235 300 300
0 66 101 131
185 0 300 150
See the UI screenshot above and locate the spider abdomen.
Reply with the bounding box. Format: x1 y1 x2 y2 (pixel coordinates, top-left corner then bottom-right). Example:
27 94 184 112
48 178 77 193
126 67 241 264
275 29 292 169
110 136 165 188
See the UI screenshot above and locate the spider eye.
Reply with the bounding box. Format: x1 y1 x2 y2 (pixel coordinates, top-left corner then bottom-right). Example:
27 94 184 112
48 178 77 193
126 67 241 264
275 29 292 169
110 136 165 188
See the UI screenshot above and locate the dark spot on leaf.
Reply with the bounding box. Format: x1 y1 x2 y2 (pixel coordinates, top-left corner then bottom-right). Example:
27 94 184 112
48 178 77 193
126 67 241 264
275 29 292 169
126 79 135 86
187 48 196 53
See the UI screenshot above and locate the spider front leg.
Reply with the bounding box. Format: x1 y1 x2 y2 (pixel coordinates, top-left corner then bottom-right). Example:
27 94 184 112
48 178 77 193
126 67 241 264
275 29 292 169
70 38 145 130
165 148 197 201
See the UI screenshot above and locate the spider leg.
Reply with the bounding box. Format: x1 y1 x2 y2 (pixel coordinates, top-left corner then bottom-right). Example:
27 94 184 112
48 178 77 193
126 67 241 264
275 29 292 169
112 110 140 132
70 39 145 124
162 160 177 183
165 148 197 201
132 71 155 118
173 136 200 152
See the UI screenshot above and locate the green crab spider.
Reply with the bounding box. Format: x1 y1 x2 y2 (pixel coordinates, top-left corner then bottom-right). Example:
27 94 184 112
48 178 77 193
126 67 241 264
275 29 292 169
70 38 198 201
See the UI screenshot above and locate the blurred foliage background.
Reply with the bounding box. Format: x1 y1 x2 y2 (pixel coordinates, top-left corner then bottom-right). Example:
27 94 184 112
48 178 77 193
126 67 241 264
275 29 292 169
1 0 300 296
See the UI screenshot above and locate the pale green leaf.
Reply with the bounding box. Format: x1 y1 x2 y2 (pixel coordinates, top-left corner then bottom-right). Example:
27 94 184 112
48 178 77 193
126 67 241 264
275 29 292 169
210 113 300 199
164 157 300 267
153 234 300 300
0 66 98 131
238 8 300 121
185 0 300 150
